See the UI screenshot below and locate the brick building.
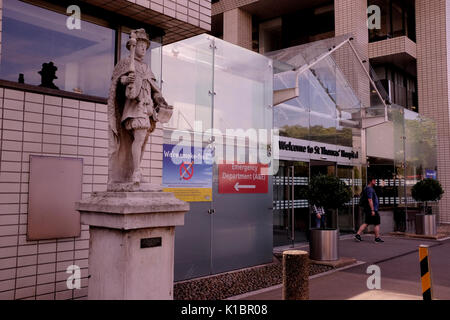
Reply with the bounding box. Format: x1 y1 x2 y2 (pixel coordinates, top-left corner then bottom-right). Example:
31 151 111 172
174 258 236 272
211 0 448 226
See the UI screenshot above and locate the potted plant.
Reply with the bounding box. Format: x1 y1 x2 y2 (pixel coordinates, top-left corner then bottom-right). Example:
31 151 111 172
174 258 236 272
411 178 444 235
306 174 352 261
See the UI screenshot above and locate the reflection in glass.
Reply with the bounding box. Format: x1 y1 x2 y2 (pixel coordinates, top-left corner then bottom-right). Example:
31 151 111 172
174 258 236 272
162 35 273 142
275 103 309 140
0 0 115 97
337 165 354 231
270 37 364 157
161 35 214 132
369 105 438 219
273 161 309 246
309 112 336 145
213 38 272 133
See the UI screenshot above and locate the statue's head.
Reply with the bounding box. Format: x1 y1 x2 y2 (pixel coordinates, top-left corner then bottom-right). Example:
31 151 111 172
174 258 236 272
127 29 150 60
126 28 150 49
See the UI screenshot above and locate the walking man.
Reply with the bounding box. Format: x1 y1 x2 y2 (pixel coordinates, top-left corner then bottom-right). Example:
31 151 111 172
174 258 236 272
355 177 384 243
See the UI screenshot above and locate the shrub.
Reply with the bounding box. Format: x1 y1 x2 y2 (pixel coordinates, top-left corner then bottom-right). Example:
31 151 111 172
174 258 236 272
306 174 352 210
411 178 444 214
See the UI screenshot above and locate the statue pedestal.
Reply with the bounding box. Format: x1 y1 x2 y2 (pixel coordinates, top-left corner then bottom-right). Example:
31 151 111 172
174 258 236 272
76 184 189 300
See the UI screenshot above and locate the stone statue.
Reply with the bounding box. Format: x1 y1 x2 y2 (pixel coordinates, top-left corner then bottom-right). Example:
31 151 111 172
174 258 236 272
108 29 172 186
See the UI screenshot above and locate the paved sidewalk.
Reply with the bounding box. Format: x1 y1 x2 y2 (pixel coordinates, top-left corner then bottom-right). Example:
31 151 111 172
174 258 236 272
238 235 450 300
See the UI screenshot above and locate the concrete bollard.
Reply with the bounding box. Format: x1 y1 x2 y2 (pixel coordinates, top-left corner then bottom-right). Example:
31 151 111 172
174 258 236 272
282 250 309 300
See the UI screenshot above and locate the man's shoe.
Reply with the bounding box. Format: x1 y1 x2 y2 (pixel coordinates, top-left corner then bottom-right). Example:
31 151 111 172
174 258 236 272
374 238 384 243
354 234 362 242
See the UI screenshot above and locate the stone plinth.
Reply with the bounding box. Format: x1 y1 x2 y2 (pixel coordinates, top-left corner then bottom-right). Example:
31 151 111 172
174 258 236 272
76 184 189 300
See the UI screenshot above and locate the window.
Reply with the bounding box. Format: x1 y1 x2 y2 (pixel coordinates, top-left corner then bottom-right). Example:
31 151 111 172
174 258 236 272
368 0 416 43
257 2 335 53
373 64 418 112
0 0 115 97
0 0 163 97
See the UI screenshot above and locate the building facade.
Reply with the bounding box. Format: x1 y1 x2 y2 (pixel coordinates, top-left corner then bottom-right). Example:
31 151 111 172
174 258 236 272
212 0 447 227
0 0 211 300
0 0 445 300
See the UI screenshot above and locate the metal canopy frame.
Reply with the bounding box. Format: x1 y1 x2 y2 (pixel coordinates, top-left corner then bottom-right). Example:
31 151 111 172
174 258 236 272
272 36 390 129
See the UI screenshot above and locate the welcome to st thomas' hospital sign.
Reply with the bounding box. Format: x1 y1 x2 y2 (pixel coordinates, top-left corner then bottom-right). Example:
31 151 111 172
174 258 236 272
278 136 360 164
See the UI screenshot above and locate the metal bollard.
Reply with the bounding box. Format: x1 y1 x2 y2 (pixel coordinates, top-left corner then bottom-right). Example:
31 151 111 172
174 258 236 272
282 250 309 300
419 245 433 300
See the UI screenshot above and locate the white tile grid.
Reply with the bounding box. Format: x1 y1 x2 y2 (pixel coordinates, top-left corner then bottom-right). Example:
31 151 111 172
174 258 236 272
0 88 164 299
416 0 450 223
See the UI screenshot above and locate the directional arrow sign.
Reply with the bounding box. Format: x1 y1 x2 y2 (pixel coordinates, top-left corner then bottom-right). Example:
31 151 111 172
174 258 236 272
234 183 256 192
219 163 268 194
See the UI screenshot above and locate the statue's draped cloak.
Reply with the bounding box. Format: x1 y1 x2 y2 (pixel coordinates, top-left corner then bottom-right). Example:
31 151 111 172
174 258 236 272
107 57 161 183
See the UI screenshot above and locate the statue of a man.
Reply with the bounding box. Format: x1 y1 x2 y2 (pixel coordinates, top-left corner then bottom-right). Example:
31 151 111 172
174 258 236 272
108 29 172 185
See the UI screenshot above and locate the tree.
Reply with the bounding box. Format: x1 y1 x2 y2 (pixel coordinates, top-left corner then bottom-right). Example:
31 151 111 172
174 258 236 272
411 178 444 215
306 174 352 210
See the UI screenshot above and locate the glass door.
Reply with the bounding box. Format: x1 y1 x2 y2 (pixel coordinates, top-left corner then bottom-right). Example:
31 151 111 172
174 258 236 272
273 161 309 247
337 165 354 232
309 160 337 229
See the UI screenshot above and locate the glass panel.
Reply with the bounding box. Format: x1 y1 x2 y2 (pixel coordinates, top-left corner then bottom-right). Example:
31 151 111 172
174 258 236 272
271 37 364 157
213 38 273 133
392 1 405 37
310 56 361 112
337 165 354 232
275 103 310 140
165 35 214 281
162 35 214 132
404 109 438 207
273 161 309 247
211 38 274 273
369 0 390 42
391 105 406 208
354 166 366 229
369 0 416 42
174 203 212 281
0 0 115 97
310 161 337 229
309 112 337 145
211 144 274 273
165 35 275 278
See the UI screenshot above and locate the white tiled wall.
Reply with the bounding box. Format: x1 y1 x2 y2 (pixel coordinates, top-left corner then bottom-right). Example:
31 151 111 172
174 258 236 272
0 87 164 299
416 0 450 224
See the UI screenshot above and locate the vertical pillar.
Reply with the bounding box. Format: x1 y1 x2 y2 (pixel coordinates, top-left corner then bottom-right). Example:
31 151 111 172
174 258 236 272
416 0 450 223
335 0 370 106
335 0 370 165
223 8 252 50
